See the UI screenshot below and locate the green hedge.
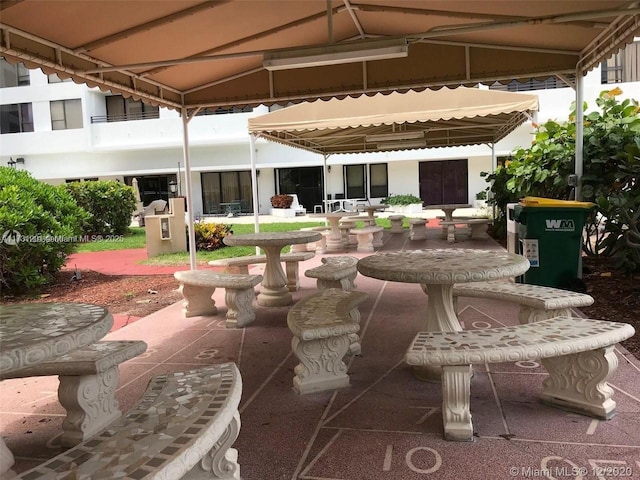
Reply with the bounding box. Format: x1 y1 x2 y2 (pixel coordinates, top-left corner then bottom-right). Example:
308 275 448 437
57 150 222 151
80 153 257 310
64 180 136 235
0 167 89 294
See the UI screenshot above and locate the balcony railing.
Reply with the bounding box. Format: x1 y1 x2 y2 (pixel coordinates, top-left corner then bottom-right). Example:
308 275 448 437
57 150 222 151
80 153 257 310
91 111 160 123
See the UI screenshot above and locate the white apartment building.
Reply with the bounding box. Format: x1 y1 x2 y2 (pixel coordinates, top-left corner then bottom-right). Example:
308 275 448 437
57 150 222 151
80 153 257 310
1 40 638 217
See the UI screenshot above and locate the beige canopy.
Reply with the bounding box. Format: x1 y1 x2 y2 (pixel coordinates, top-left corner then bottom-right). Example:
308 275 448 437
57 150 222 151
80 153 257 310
0 1 637 111
248 87 539 154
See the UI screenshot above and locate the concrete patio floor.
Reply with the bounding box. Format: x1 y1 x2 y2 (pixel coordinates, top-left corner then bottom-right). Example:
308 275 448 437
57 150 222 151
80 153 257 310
2 224 639 479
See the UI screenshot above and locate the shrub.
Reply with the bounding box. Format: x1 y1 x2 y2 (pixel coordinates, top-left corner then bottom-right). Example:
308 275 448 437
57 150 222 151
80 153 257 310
193 222 233 251
380 193 422 206
0 167 90 294
64 180 136 235
270 194 293 208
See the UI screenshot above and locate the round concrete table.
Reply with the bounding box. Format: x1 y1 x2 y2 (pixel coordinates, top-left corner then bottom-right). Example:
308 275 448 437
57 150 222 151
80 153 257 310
357 249 530 380
359 204 389 220
422 204 472 222
309 212 355 252
358 249 530 332
0 302 113 475
223 231 321 306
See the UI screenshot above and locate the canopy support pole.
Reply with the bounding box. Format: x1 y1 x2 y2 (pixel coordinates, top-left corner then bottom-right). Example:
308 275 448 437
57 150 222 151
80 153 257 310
181 108 197 271
323 154 329 214
575 69 585 201
250 134 260 255
490 142 496 220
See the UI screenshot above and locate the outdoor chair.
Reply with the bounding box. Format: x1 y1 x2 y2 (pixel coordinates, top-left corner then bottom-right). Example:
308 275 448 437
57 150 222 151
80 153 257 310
227 200 242 217
206 201 220 216
240 199 252 215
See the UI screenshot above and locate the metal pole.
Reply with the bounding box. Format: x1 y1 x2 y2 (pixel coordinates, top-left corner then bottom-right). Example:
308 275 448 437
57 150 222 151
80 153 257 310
250 135 260 233
181 108 197 270
249 134 261 255
177 161 181 197
323 154 329 213
490 142 496 221
575 69 584 201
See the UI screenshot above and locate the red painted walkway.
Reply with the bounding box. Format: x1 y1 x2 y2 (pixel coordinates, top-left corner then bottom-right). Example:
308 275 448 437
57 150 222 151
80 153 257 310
63 248 189 276
5 229 640 479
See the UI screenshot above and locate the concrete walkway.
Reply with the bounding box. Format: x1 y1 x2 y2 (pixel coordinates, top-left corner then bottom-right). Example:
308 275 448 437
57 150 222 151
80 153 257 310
3 225 639 479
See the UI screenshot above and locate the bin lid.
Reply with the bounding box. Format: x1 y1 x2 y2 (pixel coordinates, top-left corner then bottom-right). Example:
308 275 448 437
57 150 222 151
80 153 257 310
519 196 596 208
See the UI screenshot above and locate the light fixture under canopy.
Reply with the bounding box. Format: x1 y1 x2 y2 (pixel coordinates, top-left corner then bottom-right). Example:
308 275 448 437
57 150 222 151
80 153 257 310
263 39 409 71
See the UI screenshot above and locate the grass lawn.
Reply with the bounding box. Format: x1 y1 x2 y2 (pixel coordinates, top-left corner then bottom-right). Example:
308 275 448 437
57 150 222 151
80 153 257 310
73 218 404 266
76 227 147 252
142 221 327 266
74 221 334 265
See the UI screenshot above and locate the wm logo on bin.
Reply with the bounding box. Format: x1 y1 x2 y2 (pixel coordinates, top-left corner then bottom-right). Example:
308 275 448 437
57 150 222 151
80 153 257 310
545 219 575 231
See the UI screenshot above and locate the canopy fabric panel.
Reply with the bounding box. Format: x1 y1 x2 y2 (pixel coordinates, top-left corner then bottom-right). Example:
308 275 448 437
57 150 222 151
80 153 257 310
0 1 637 111
248 88 539 154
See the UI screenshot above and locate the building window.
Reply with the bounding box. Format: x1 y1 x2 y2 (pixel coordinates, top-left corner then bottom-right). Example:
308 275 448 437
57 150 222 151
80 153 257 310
489 76 570 92
0 103 34 134
369 163 388 198
0 58 30 87
201 171 253 215
51 99 83 130
345 164 366 199
65 178 99 183
601 40 639 84
94 95 160 123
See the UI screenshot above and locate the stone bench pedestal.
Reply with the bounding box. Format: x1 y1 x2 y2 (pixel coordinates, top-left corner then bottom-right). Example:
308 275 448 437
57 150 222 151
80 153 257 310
174 270 263 327
409 218 427 240
287 289 368 394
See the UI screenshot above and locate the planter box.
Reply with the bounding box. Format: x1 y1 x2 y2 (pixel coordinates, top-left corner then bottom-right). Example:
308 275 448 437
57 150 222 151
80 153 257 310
270 208 297 218
390 203 423 214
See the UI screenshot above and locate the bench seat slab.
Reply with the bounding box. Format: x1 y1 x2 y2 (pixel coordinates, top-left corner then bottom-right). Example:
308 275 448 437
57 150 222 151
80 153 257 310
453 281 594 324
8 341 147 447
174 271 262 327
406 317 635 441
16 363 242 480
305 256 358 292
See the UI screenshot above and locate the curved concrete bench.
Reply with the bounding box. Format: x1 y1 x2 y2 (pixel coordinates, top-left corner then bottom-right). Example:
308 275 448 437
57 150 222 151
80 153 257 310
305 255 358 291
440 218 490 242
174 270 262 327
339 220 357 247
452 281 594 324
408 218 427 240
287 289 369 393
406 317 635 441
16 363 242 480
5 340 147 447
465 218 491 239
388 214 405 233
299 226 331 254
208 251 314 291
350 226 383 252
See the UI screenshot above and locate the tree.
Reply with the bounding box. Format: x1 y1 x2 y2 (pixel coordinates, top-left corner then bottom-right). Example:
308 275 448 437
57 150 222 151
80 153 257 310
485 88 640 272
0 168 90 293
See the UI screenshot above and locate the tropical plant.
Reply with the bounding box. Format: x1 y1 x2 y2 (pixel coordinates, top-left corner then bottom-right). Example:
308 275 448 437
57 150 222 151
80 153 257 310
64 180 137 235
270 194 294 208
380 193 422 206
484 88 640 272
0 167 90 293
193 222 233 251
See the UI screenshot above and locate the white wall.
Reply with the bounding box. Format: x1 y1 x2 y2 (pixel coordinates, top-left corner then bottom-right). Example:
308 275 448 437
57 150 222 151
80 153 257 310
2 65 640 214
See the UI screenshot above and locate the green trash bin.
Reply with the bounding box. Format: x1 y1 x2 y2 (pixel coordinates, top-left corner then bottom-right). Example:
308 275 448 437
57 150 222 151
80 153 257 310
513 197 595 289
